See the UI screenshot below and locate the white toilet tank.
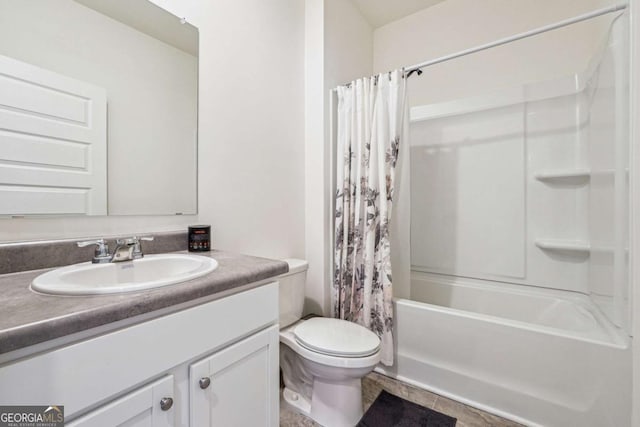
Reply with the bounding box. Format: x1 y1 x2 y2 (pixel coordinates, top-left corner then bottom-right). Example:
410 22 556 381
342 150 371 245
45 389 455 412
279 259 308 328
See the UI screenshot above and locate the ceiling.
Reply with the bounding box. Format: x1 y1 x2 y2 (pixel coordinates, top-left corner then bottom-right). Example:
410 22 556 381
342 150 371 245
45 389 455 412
351 0 447 28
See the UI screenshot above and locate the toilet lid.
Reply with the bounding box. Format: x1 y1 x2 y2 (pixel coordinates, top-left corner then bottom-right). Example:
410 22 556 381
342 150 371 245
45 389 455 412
293 318 380 357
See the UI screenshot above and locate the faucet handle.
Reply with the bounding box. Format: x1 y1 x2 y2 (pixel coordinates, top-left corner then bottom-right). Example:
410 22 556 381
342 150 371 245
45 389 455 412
115 236 154 245
77 239 110 263
115 237 135 245
77 238 107 252
115 235 154 245
130 235 154 259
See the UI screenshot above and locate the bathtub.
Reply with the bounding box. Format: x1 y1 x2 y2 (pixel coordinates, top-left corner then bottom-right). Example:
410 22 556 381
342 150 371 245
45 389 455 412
376 272 631 427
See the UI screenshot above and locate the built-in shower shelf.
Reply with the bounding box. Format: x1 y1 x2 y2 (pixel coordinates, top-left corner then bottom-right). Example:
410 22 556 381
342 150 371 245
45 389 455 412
535 239 627 254
534 169 628 182
534 169 591 182
535 239 591 253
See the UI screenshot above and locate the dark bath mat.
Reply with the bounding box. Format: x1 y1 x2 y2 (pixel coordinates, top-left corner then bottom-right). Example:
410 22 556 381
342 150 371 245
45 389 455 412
357 390 457 427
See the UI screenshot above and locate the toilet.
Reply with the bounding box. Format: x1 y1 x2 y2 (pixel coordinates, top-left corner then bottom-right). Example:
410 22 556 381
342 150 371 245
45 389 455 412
278 259 381 427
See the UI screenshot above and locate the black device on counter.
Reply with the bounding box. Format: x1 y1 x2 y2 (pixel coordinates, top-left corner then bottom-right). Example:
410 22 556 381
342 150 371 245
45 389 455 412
188 225 211 252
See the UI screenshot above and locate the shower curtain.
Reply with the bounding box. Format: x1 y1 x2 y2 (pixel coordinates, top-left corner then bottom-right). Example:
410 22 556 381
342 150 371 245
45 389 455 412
333 69 406 366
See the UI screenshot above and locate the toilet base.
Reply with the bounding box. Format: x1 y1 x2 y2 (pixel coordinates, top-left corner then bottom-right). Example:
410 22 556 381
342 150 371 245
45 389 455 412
311 377 364 427
281 386 311 416
282 378 364 427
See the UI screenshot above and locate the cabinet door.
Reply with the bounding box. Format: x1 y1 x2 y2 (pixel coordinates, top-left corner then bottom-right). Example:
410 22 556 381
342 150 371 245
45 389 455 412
190 325 279 427
67 375 174 427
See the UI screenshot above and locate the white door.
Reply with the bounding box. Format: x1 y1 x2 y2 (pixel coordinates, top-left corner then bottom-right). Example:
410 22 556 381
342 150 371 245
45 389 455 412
0 54 107 215
190 325 279 427
67 376 174 427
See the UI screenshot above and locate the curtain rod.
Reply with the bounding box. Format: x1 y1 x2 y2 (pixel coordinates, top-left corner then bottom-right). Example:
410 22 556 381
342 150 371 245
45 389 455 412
404 3 627 75
333 3 627 90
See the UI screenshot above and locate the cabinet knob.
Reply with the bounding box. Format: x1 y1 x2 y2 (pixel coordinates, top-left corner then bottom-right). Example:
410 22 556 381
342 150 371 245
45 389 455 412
199 377 211 389
159 397 173 411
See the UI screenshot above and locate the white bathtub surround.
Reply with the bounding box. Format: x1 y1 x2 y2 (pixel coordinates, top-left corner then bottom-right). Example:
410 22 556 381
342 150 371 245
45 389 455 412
394 13 631 424
333 69 407 365
377 272 630 427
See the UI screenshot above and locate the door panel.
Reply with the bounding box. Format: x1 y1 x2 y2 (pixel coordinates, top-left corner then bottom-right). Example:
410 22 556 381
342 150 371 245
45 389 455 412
0 54 107 215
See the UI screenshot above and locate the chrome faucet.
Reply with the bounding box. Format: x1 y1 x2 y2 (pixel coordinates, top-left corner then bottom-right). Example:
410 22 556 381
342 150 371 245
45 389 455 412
77 236 154 264
110 236 154 262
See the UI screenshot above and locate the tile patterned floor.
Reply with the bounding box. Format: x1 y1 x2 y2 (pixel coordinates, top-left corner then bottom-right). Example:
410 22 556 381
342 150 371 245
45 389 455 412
280 372 524 427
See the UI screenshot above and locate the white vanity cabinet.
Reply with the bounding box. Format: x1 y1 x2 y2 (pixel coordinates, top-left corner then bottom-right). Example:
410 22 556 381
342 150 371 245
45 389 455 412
0 281 279 426
190 326 279 426
67 375 175 427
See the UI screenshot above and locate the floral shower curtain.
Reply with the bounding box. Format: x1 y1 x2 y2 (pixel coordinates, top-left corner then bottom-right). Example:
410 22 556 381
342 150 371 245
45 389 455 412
333 69 406 366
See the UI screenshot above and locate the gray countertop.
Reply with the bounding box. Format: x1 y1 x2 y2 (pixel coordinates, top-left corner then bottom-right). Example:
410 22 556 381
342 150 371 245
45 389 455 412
0 250 288 355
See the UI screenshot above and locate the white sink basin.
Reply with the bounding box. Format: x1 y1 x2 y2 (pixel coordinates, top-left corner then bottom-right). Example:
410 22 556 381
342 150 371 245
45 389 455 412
31 254 218 296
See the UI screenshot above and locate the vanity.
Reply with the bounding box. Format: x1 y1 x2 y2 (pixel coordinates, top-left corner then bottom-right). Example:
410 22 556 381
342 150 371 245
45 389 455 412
0 235 287 426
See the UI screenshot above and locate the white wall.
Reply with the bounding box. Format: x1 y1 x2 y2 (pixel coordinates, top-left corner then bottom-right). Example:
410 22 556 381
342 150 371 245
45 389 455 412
304 0 327 315
0 0 306 263
374 0 615 107
0 0 198 216
189 0 306 260
630 0 640 424
324 0 373 88
304 0 373 315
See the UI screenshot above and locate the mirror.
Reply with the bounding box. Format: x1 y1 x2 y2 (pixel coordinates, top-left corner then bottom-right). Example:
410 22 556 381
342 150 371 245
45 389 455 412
0 0 198 216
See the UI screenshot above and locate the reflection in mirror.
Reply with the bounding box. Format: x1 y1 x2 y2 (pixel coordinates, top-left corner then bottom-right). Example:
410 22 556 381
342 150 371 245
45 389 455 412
0 0 198 216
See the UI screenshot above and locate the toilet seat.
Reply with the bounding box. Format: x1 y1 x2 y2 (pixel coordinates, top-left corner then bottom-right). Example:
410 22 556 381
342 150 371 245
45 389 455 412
280 321 381 369
293 318 380 358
